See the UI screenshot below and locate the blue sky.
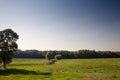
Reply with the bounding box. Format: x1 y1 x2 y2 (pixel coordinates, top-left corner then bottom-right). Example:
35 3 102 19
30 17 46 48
0 0 120 51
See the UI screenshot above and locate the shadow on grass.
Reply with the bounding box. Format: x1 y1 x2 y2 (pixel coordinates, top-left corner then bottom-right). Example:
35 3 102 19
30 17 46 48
0 69 52 76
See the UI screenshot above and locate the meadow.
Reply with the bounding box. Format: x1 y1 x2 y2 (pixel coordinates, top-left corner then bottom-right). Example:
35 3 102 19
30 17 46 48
0 58 120 80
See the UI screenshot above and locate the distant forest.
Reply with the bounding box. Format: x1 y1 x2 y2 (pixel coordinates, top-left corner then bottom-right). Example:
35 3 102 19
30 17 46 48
14 50 120 59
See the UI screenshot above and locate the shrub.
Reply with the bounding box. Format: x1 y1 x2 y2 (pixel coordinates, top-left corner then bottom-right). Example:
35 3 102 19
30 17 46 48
55 55 62 60
51 59 57 62
48 59 56 65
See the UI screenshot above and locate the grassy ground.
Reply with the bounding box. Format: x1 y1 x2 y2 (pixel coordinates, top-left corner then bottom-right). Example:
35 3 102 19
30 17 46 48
0 58 120 80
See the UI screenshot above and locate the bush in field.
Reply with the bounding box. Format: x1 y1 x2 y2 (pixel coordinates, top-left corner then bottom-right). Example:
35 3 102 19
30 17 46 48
51 59 56 62
55 54 62 60
48 59 56 65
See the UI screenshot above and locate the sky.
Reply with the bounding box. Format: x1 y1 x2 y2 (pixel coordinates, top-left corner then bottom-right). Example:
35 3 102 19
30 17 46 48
0 0 120 51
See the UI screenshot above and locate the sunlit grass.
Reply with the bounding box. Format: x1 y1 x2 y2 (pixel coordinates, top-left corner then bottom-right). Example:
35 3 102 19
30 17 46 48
0 58 120 80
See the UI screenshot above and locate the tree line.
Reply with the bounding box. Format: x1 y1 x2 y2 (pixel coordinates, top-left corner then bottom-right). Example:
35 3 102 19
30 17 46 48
14 49 120 59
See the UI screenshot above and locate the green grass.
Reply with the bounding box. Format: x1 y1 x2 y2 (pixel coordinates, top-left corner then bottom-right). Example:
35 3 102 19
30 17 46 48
0 58 120 80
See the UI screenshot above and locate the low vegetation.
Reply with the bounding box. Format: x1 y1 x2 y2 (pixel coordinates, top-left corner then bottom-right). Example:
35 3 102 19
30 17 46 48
0 58 120 80
55 54 62 60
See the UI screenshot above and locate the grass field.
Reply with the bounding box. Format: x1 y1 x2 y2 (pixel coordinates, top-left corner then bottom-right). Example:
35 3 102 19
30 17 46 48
0 58 120 80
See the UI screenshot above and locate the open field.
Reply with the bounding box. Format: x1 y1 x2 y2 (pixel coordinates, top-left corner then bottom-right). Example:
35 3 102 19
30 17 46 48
0 58 120 80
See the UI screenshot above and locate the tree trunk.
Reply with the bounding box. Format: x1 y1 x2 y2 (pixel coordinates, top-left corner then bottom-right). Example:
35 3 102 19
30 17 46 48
3 47 7 68
3 60 6 68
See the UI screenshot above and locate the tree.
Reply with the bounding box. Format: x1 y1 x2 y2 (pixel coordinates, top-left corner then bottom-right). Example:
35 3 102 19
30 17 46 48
0 28 19 68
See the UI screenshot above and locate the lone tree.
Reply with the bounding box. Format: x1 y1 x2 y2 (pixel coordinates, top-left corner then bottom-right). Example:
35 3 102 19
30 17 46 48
0 28 19 68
